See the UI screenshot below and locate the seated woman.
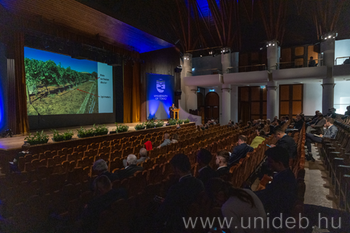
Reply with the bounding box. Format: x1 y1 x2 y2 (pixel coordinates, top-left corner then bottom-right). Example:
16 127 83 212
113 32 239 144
250 130 267 149
206 178 266 233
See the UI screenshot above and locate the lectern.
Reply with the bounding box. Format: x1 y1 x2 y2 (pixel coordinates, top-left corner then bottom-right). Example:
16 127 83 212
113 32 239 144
170 109 180 120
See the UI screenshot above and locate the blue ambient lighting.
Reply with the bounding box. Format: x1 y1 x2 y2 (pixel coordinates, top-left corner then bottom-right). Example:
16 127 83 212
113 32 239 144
209 89 215 92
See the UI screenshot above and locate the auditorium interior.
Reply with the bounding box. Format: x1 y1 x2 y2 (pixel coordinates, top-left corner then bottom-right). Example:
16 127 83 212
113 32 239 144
0 0 350 232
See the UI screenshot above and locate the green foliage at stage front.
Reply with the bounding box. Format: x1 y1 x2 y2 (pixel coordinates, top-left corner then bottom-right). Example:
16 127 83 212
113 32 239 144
52 129 74 142
25 131 49 145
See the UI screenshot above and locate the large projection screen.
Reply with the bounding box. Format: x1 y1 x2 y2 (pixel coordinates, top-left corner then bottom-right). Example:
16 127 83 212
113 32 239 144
24 47 113 116
147 73 174 120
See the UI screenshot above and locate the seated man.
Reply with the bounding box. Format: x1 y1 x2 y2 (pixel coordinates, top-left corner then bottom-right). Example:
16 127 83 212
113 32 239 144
155 154 204 232
286 114 304 132
117 154 144 180
255 147 297 221
250 130 267 149
81 175 127 233
308 56 316 67
307 110 320 124
92 159 119 190
214 151 230 177
123 148 149 167
326 108 337 119
306 113 326 134
270 126 297 160
341 105 350 119
196 149 215 185
229 135 254 166
306 118 338 161
157 133 171 148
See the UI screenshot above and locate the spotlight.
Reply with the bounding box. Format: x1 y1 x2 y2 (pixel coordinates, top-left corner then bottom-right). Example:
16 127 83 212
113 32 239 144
209 51 213 55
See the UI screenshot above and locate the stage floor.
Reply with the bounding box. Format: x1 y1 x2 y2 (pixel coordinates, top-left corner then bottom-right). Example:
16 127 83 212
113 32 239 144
0 123 142 150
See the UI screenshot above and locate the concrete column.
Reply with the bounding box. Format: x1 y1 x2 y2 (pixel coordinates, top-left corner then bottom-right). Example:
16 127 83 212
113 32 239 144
180 53 197 111
267 79 278 119
321 34 336 114
266 40 280 70
221 47 231 74
221 84 231 124
231 85 238 123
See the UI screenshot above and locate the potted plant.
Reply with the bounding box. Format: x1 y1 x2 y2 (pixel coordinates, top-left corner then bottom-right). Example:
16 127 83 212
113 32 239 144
155 120 164 128
52 129 74 142
146 120 156 129
25 131 49 145
77 127 95 138
135 122 146 130
116 124 129 133
177 119 183 124
184 119 190 124
168 118 177 125
93 124 109 136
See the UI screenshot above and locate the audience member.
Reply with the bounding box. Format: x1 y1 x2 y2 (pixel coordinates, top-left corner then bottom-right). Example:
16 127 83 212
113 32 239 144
250 130 266 149
144 140 153 151
255 147 297 221
118 154 144 180
270 127 297 160
157 133 171 148
308 56 316 67
171 134 179 143
229 135 254 166
342 105 350 119
306 113 326 134
214 151 230 177
264 119 271 134
305 118 338 161
206 178 266 233
80 175 127 233
92 159 118 187
326 108 336 119
246 121 252 128
10 143 30 172
286 114 304 132
155 154 204 232
196 149 215 184
123 148 149 167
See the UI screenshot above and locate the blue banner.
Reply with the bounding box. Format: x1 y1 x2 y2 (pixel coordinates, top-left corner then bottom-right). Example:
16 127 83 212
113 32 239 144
147 73 174 120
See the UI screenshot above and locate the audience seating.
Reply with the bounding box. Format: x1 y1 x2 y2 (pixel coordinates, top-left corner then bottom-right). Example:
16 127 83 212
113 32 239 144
320 118 350 211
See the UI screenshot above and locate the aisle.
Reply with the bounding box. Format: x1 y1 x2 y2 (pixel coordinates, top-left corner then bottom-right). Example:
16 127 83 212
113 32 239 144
304 144 337 209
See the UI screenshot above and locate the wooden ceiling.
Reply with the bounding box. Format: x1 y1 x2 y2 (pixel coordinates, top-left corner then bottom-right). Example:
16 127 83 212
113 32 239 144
0 0 173 53
0 0 349 55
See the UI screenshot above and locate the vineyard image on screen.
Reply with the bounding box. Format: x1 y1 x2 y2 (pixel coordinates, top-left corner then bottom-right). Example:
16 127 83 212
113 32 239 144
24 47 112 115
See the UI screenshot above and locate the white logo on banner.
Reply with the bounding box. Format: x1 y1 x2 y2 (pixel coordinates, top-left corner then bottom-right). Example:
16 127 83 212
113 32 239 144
156 80 165 93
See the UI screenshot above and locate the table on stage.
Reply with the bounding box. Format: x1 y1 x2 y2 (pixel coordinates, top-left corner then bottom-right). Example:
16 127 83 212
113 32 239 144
170 108 180 120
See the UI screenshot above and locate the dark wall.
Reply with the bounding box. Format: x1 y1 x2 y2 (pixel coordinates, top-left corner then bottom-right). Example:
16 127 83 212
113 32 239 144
114 65 123 123
140 47 180 121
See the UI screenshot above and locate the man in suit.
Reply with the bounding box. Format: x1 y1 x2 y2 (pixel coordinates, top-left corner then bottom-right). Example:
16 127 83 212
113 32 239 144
306 113 326 134
81 175 127 233
196 149 215 184
306 118 338 161
117 154 144 180
155 154 204 232
270 126 297 160
229 135 254 166
286 114 304 132
169 103 175 119
326 108 337 119
255 147 297 222
214 151 230 177
123 148 149 167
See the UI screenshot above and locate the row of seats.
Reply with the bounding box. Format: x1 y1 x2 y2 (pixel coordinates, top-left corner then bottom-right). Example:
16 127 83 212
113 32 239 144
320 118 350 212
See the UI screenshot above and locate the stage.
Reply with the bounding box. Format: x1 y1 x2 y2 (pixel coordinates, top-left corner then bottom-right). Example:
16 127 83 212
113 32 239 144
0 122 142 151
